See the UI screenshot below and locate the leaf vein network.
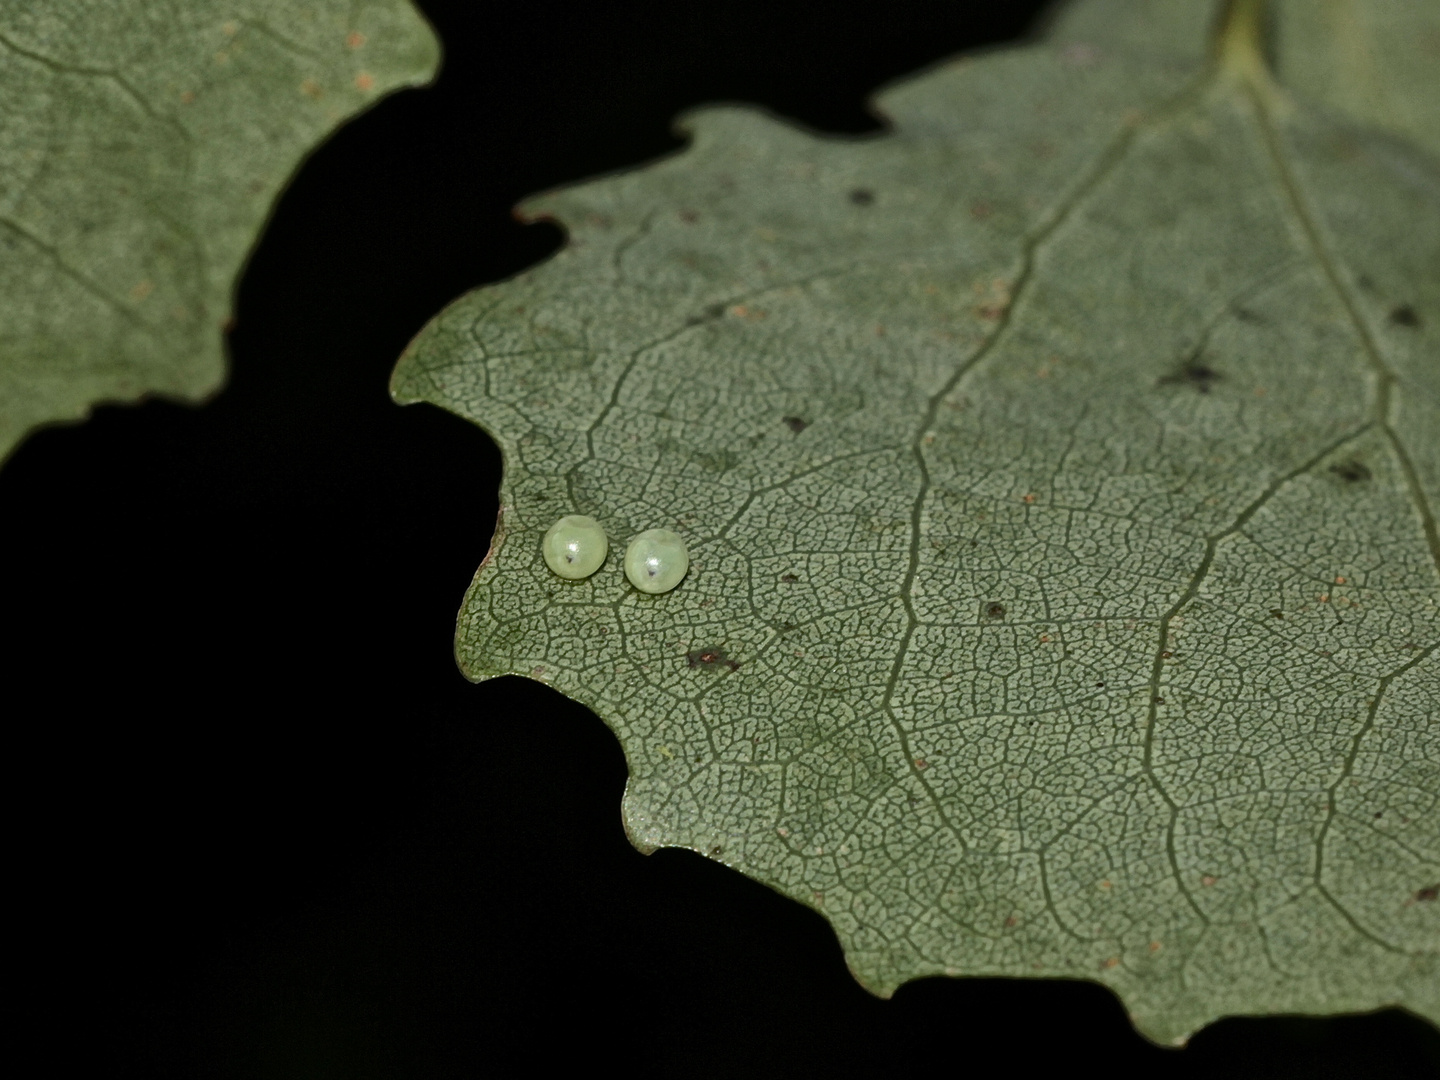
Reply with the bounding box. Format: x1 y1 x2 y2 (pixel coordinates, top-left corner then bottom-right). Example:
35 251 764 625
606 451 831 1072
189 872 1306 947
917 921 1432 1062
878 65 1219 865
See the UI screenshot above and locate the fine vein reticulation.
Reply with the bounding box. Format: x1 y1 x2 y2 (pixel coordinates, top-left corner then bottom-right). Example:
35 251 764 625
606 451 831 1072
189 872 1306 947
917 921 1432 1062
394 0 1440 1046
0 0 439 460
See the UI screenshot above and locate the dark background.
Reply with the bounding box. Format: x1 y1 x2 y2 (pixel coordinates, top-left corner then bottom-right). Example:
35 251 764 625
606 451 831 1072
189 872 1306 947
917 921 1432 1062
7 1 1439 1076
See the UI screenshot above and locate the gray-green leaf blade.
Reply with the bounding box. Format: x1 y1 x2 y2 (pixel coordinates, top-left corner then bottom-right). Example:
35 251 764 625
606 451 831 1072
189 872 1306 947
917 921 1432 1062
0 0 438 459
393 0 1438 1043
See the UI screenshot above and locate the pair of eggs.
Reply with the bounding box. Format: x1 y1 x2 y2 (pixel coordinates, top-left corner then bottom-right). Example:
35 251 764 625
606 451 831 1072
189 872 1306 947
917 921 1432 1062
542 514 688 594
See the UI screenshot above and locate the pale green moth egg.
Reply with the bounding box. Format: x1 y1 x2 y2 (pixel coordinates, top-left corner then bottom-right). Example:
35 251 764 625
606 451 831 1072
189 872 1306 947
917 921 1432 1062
624 529 689 594
542 515 608 580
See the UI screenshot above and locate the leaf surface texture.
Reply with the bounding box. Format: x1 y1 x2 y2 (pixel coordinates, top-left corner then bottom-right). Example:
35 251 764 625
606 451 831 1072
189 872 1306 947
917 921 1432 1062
0 0 438 457
393 0 1439 1042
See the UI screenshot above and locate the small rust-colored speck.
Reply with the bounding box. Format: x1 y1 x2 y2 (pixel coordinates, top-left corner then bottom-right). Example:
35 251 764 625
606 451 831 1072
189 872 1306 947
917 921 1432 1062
300 78 323 98
1201 875 1218 887
1101 957 1120 969
1154 696 1165 704
913 758 929 770
969 201 994 220
1022 493 1036 504
1063 42 1100 66
1149 941 1162 953
1389 304 1421 328
179 90 195 104
129 280 154 302
345 30 367 49
678 209 699 223
1099 879 1112 890
1416 885 1438 902
1319 594 1329 603
1039 634 1052 643
782 416 808 433
354 71 374 92
1335 575 1347 584
1004 915 1019 928
687 648 740 672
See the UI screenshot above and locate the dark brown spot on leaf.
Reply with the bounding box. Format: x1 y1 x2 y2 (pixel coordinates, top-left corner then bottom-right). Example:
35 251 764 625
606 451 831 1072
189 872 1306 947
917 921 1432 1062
1389 304 1420 328
1159 362 1222 393
1271 609 1284 619
849 188 875 206
984 602 1006 620
687 302 728 325
780 573 800 584
1416 884 1438 902
1330 459 1371 483
782 416 808 433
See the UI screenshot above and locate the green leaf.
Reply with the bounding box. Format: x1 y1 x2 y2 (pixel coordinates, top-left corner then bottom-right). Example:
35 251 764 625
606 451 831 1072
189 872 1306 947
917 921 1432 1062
0 0 438 460
393 0 1438 1043
1274 0 1440 157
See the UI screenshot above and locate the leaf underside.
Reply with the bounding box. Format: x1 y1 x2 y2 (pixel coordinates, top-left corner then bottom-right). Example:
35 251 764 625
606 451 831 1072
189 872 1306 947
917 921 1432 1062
0 0 438 461
393 0 1439 1044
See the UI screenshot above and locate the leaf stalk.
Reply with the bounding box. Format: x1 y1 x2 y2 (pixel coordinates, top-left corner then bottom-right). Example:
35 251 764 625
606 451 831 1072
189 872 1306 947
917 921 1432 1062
1217 0 1271 86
